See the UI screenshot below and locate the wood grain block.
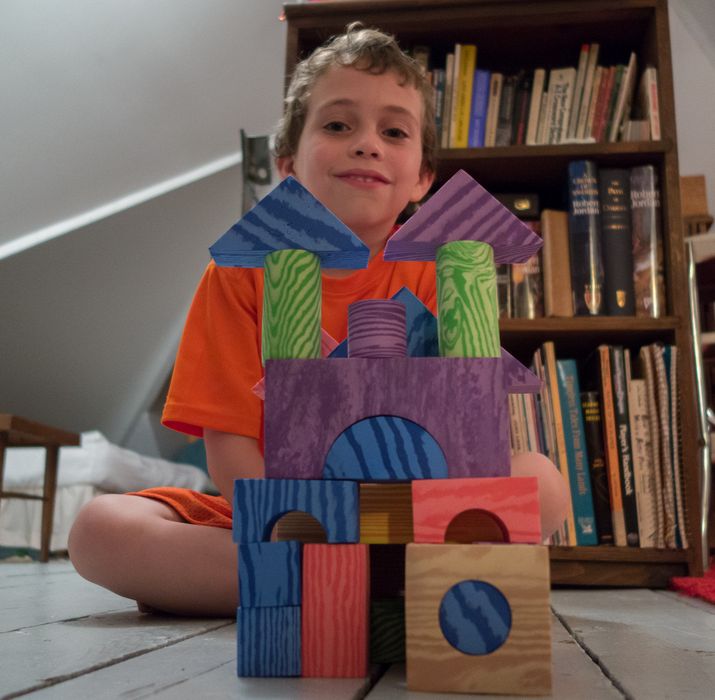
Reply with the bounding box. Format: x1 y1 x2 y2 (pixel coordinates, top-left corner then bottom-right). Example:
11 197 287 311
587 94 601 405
359 483 414 544
233 479 359 544
210 176 369 269
384 169 543 264
412 477 542 544
405 543 551 695
302 544 370 678
347 300 407 358
238 541 301 608
237 606 301 677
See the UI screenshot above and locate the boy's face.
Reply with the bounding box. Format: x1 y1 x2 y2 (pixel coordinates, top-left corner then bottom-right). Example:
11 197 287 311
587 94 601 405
277 65 434 253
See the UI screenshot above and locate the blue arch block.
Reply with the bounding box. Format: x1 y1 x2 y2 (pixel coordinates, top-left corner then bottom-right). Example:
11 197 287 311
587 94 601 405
323 415 448 481
233 478 359 544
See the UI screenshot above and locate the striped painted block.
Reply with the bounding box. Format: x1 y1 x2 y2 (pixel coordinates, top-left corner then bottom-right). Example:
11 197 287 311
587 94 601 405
436 240 500 358
237 605 301 677
359 483 413 544
411 477 542 544
347 299 407 358
210 176 370 269
370 598 406 663
233 479 359 544
262 249 321 362
238 541 301 608
405 543 551 695
302 544 370 678
384 169 543 264
323 415 448 481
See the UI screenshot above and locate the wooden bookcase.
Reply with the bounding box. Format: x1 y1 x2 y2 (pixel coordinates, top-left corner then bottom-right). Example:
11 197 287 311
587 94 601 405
282 0 703 586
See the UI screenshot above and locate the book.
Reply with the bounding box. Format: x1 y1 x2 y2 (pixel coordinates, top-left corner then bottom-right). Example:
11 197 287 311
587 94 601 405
586 346 627 546
556 358 599 545
630 165 666 318
526 68 546 145
546 67 576 144
624 361 658 548
535 88 550 145
484 72 503 147
566 43 590 140
581 390 614 544
511 71 532 145
591 65 616 142
609 346 640 546
622 119 650 141
567 160 605 315
608 51 638 142
468 68 491 147
583 65 604 140
432 68 446 146
441 52 455 148
511 221 544 319
637 66 661 140
601 64 624 143
574 43 600 140
541 210 574 317
495 73 518 146
450 43 477 148
496 264 511 318
598 168 636 315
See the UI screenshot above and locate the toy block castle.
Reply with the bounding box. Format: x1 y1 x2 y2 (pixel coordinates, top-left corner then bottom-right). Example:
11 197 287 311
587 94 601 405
210 170 553 695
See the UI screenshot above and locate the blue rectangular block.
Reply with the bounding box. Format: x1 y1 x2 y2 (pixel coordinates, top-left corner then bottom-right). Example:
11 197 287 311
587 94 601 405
239 541 301 608
233 478 359 544
237 606 301 677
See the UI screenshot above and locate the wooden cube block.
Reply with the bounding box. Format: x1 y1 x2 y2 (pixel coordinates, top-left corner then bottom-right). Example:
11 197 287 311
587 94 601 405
412 477 541 544
238 541 301 608
405 543 551 695
237 606 301 677
360 483 413 544
302 544 370 677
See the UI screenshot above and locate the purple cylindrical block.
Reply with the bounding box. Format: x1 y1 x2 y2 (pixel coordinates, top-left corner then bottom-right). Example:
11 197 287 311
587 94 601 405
347 300 407 358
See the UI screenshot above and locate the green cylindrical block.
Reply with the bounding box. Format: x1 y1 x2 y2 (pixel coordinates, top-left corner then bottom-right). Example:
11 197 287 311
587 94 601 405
262 249 321 362
436 240 500 357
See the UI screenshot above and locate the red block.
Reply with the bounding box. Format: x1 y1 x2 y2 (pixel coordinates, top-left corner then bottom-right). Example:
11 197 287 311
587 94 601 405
412 477 542 544
302 544 370 677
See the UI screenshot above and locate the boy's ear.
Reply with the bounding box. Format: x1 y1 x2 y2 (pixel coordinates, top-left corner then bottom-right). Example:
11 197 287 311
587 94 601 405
276 155 296 180
409 165 436 203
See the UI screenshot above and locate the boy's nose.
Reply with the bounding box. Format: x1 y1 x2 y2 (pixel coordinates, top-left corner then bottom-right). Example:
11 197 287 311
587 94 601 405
351 135 382 159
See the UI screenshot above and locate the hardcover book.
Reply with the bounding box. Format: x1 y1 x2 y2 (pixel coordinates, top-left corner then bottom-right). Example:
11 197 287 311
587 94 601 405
566 43 590 140
541 210 574 317
575 44 600 140
511 221 544 319
567 160 605 315
468 68 491 147
598 168 636 315
450 43 477 148
581 390 614 544
484 72 503 147
495 73 518 146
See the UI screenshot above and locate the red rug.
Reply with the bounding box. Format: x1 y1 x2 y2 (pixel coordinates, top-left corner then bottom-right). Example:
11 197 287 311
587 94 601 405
670 557 715 604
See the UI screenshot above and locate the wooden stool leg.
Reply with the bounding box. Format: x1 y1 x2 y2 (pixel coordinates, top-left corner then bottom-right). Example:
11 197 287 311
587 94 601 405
0 434 7 531
40 445 59 562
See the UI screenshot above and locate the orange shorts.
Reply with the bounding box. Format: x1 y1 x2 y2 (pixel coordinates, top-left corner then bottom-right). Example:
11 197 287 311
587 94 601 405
129 487 232 529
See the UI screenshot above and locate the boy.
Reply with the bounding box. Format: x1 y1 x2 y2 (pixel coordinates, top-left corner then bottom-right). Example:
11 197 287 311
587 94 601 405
69 24 568 616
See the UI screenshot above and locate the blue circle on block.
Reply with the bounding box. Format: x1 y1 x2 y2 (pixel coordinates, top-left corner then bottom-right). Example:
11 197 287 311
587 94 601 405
439 580 511 655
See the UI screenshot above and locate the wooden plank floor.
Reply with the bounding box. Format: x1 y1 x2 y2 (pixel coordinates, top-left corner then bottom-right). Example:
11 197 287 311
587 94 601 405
2 560 713 699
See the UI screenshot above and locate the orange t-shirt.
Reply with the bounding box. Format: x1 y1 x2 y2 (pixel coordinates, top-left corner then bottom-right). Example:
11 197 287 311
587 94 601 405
162 251 437 440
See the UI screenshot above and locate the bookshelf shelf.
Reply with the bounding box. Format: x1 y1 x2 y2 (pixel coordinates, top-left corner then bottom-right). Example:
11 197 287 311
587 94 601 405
283 0 702 585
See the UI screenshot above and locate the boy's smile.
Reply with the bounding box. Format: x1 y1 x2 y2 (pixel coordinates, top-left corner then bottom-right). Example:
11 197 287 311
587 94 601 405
277 66 434 257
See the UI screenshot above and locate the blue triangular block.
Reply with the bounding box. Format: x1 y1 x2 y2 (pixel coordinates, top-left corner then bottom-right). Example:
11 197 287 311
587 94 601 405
210 176 370 269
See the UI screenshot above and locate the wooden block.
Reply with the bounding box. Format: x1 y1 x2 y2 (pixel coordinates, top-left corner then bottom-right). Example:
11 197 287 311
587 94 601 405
384 169 543 264
302 544 370 678
324 416 448 481
347 299 407 358
237 606 301 677
210 176 369 269
359 483 414 544
233 479 359 544
370 598 405 663
274 512 328 543
405 543 551 695
238 541 301 608
412 477 542 544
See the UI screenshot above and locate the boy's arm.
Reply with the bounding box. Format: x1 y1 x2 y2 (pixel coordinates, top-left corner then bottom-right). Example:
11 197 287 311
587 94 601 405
204 429 265 503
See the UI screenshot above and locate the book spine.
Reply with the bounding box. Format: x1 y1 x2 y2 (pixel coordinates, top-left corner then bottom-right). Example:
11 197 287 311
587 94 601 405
581 390 614 544
511 71 531 145
602 65 624 143
468 69 491 147
643 67 661 140
591 65 615 141
556 359 599 545
598 168 636 315
567 160 605 315
609 346 640 546
608 51 638 142
630 165 666 318
441 53 455 148
526 68 546 145
496 264 511 318
484 72 503 147
541 210 574 317
511 221 543 319
567 43 590 140
451 44 477 148
575 43 600 140
495 74 517 146
584 65 604 140
433 68 445 147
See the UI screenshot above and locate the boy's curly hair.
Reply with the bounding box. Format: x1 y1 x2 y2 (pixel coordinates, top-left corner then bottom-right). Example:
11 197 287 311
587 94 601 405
274 22 436 174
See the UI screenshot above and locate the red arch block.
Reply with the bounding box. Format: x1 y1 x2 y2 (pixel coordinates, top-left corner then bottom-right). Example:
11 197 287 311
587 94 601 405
412 477 541 544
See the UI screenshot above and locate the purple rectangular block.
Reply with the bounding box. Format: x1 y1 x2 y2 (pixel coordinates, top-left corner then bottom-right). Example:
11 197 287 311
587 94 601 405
264 357 512 480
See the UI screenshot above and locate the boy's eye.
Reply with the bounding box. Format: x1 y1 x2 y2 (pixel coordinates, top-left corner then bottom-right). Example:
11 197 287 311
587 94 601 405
384 127 409 139
324 121 349 132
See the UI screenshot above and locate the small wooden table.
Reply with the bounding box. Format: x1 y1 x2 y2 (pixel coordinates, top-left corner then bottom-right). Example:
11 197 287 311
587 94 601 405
0 414 80 561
